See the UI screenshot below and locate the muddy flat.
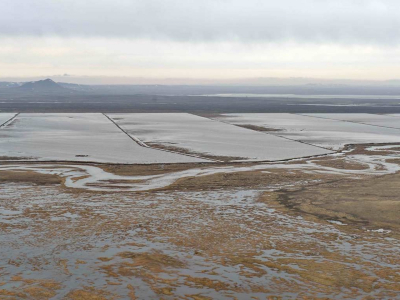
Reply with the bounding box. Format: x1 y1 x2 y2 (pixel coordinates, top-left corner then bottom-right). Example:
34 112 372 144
1 143 400 299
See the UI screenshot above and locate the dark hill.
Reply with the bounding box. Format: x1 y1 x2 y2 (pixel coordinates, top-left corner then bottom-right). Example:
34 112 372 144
19 79 67 92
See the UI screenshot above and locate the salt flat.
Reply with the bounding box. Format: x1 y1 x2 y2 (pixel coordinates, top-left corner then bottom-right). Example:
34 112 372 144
0 113 17 126
301 113 400 129
217 113 400 150
0 113 206 164
108 113 330 161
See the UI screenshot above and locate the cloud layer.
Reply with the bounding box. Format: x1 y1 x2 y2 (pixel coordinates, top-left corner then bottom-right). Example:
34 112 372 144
1 0 399 44
1 0 400 81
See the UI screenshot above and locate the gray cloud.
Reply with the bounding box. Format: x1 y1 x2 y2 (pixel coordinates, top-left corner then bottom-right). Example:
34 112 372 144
0 0 399 44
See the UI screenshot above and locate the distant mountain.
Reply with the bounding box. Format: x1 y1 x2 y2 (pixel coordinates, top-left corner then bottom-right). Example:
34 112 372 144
19 79 67 91
0 78 82 96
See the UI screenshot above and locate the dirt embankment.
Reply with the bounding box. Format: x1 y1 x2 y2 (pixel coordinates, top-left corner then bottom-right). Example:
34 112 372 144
146 142 246 162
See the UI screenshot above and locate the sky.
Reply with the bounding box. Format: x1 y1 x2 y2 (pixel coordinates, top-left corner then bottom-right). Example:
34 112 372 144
1 0 400 84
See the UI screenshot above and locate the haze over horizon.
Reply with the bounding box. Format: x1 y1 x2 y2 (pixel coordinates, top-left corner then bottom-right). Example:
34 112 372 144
3 75 400 87
1 0 400 84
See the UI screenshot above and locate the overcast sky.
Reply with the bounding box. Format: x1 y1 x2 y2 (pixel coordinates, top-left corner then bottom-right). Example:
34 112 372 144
1 0 400 83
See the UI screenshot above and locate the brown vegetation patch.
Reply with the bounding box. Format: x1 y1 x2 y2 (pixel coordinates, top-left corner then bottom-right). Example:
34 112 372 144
101 162 211 176
275 173 400 231
221 253 381 295
384 146 400 151
0 156 34 160
183 276 234 292
386 158 400 165
66 288 114 300
0 277 62 300
313 158 369 170
118 251 184 272
0 170 62 185
165 169 333 192
234 124 283 132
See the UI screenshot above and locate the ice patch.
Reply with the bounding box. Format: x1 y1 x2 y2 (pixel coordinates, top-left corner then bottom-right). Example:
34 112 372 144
0 113 207 164
367 229 392 234
328 220 347 226
217 113 400 150
108 113 330 161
